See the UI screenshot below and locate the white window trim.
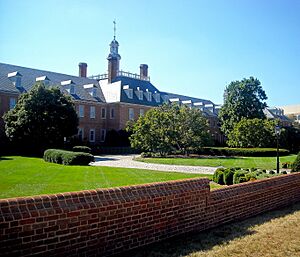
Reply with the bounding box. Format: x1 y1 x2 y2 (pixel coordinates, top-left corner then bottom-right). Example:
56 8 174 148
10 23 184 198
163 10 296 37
89 129 95 142
137 90 143 100
128 89 133 99
90 106 96 119
101 107 107 119
146 92 152 102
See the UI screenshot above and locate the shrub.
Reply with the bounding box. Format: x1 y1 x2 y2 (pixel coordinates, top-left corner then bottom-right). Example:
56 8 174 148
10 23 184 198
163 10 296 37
233 171 248 184
44 149 94 165
213 168 225 185
72 146 92 153
245 172 258 181
291 152 300 172
269 170 275 174
281 171 287 174
198 147 289 157
223 168 235 185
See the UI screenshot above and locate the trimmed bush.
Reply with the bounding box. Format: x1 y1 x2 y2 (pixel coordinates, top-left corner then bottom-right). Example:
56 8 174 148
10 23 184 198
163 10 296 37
213 168 225 185
72 146 92 153
291 152 300 172
223 168 235 185
269 170 275 174
44 149 94 165
198 147 289 157
233 171 248 184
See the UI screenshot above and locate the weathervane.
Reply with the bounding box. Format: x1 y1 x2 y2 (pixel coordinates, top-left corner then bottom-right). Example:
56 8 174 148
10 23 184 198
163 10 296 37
113 19 116 40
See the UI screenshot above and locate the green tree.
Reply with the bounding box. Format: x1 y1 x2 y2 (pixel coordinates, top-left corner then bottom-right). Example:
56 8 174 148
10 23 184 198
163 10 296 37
219 77 268 137
227 118 277 148
127 104 211 156
3 83 78 153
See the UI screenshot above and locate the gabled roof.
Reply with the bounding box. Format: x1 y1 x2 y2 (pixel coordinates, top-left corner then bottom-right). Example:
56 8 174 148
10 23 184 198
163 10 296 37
0 63 106 103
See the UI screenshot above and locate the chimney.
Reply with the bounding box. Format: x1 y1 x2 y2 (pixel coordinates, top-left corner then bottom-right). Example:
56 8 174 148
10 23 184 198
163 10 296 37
140 64 148 79
78 62 87 77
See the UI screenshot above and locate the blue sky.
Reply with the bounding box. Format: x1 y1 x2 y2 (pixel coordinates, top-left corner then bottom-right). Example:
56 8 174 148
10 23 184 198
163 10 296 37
0 0 299 106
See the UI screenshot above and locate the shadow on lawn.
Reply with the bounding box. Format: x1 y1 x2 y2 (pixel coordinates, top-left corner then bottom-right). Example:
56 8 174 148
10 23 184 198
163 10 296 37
114 202 300 257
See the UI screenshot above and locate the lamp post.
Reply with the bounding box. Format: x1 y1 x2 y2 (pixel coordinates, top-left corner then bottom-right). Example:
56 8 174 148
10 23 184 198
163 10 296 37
275 125 281 174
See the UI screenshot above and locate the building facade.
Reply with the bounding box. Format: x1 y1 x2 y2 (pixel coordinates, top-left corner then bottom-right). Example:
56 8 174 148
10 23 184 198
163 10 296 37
0 35 222 146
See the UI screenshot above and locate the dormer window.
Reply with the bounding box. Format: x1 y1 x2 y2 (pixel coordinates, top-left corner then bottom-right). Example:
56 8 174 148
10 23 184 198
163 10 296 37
123 85 133 99
61 80 76 95
83 84 97 97
146 89 152 102
136 87 143 100
70 85 75 95
36 76 50 85
8 71 22 89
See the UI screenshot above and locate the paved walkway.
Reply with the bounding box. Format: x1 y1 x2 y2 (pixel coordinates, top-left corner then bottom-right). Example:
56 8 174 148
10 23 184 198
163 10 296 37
91 155 216 174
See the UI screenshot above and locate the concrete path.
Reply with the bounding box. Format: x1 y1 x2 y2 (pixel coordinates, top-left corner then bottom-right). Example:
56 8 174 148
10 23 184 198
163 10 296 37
91 154 217 174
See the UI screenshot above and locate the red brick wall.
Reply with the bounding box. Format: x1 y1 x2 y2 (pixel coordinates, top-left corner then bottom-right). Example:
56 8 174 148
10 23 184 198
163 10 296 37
1 174 300 256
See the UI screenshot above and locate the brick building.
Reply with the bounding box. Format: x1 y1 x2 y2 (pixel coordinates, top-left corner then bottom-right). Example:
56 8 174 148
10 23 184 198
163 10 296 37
0 34 222 146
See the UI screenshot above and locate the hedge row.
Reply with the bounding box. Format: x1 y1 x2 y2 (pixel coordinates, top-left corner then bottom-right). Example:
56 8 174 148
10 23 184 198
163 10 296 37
199 147 289 157
212 167 283 185
44 149 94 165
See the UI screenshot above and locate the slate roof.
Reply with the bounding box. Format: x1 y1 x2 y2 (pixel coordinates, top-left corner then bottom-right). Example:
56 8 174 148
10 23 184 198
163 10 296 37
0 63 106 103
264 108 291 122
112 75 163 106
162 92 214 106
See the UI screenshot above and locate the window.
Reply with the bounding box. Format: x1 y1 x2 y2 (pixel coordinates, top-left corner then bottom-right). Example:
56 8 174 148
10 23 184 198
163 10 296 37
139 109 144 116
101 108 106 119
155 93 160 103
100 129 106 142
70 85 75 95
79 105 84 117
78 128 84 141
146 91 152 101
91 88 97 97
9 98 16 110
128 89 133 99
129 108 134 120
110 108 115 119
137 90 143 100
89 129 95 142
90 106 95 119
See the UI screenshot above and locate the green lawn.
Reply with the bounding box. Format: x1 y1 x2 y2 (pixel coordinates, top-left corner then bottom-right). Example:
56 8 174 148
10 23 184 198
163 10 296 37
0 156 212 199
136 155 297 170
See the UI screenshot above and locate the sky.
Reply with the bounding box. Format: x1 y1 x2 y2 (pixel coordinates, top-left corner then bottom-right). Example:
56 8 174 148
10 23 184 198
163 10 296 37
0 0 299 106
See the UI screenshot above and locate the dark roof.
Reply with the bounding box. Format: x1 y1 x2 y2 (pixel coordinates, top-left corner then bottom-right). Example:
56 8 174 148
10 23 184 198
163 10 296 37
162 92 214 105
0 63 106 103
113 75 163 106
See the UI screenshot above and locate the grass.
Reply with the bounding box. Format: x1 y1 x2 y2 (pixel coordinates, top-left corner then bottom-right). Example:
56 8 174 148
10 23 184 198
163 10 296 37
137 154 297 170
0 156 212 199
118 202 300 257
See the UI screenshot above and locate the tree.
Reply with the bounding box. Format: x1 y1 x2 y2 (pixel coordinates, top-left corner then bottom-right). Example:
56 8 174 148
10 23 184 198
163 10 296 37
219 77 268 137
127 104 211 156
227 118 277 148
3 83 78 153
